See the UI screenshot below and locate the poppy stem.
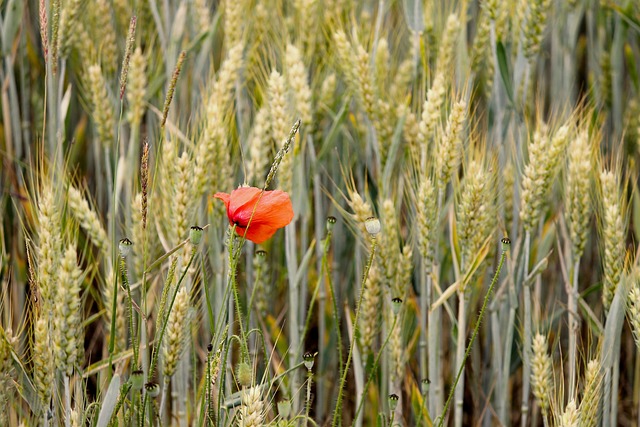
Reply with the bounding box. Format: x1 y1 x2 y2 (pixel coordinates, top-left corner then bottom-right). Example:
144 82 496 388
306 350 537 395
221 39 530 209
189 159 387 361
228 225 250 362
332 236 378 426
436 242 508 427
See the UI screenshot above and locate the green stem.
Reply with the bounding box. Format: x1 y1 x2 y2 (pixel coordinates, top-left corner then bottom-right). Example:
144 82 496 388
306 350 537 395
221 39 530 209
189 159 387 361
120 255 138 366
140 247 197 426
437 244 508 427
227 226 249 362
304 369 313 427
351 315 399 426
332 237 377 426
149 247 196 376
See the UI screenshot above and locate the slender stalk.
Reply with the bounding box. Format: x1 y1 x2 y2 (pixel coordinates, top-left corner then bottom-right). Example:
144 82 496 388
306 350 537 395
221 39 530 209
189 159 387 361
304 368 313 427
429 189 445 415
612 361 620 426
420 259 428 385
453 292 467 427
120 255 138 366
159 378 170 423
286 225 300 411
141 247 197 425
351 315 399 426
311 143 327 419
324 231 344 413
521 232 532 427
64 375 71 427
567 258 580 399
437 240 509 427
227 229 249 361
332 237 377 426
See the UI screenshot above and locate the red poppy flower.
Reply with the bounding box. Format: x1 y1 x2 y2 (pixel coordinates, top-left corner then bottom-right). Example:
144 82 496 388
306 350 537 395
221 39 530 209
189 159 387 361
214 186 294 244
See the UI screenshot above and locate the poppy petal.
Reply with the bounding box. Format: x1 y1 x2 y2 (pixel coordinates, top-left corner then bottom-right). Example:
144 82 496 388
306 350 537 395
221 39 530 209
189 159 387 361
213 192 231 209
247 190 294 228
214 187 294 244
228 187 262 218
235 223 280 244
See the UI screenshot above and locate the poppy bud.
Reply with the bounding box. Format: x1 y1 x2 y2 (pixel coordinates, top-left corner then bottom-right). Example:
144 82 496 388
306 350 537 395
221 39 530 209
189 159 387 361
189 226 204 245
119 238 133 257
145 382 160 397
130 369 144 390
501 237 511 252
421 378 431 395
391 297 402 315
326 216 337 232
303 351 317 370
388 393 399 410
365 217 381 236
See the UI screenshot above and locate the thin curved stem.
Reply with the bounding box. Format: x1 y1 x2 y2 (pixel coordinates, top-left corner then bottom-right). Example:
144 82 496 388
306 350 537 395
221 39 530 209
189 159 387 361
332 237 377 426
437 245 508 427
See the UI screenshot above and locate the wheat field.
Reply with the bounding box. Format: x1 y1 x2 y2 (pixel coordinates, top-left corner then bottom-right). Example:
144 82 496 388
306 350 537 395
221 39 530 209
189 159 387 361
1 0 640 426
